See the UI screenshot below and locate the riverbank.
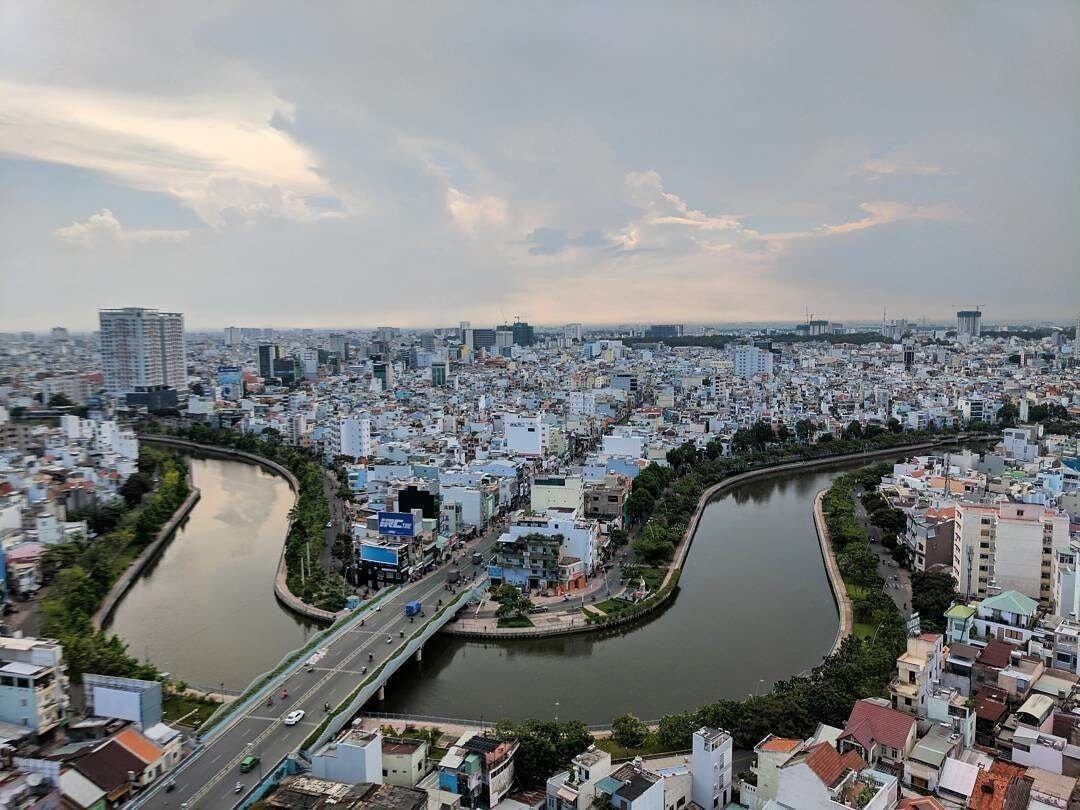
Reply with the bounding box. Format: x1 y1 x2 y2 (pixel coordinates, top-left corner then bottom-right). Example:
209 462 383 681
137 435 344 624
442 433 985 640
90 463 201 631
812 488 852 653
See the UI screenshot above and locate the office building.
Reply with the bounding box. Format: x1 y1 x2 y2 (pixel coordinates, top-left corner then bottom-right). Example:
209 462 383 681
328 333 348 359
472 328 497 350
564 323 584 341
258 343 282 379
511 320 535 346
647 324 683 338
957 310 982 338
98 308 186 396
224 326 242 346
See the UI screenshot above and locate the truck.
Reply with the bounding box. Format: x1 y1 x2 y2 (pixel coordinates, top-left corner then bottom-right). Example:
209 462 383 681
405 600 422 617
447 566 461 584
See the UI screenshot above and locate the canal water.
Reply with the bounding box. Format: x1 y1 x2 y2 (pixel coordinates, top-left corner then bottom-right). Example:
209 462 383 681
106 455 316 691
377 462 870 724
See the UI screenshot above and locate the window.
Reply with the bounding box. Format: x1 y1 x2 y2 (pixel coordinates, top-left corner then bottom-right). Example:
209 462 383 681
0 676 12 687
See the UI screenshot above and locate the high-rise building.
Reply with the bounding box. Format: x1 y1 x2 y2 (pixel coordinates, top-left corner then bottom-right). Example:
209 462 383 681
224 326 242 346
563 323 583 341
328 333 348 358
511 320 535 346
472 328 497 350
732 344 774 378
98 307 186 396
956 310 982 338
258 343 282 379
647 324 684 338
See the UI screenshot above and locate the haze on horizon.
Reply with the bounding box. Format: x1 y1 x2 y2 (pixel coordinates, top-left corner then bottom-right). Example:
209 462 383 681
1 2 1077 332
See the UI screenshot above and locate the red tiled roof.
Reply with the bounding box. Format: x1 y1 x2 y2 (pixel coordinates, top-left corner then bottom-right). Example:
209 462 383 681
968 761 1031 810
803 742 866 788
978 640 1016 669
759 737 801 753
899 798 946 810
839 699 915 752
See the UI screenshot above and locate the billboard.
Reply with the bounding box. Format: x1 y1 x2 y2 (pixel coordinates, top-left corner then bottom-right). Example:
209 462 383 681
378 511 415 537
360 543 400 566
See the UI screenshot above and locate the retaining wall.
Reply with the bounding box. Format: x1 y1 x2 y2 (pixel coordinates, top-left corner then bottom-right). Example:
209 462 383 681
445 433 986 641
813 489 853 653
92 467 201 631
137 435 342 623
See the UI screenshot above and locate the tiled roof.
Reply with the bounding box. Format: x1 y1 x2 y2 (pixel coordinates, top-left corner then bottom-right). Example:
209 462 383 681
977 640 1016 669
113 727 163 764
71 741 145 793
839 699 915 752
759 737 801 753
802 742 865 788
968 761 1031 810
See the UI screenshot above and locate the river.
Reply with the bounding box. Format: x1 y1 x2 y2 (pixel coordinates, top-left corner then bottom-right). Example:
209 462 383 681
106 455 317 691
107 454 868 719
376 463 866 724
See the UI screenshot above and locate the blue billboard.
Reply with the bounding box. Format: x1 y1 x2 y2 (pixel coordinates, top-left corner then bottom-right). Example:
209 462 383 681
360 544 400 566
378 511 415 537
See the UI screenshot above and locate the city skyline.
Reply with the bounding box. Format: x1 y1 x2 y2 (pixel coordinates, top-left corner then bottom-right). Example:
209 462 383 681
2 3 1078 330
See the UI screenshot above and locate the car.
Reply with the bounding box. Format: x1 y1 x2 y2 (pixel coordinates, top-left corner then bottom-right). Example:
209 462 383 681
240 755 260 773
283 710 305 726
326 521 333 528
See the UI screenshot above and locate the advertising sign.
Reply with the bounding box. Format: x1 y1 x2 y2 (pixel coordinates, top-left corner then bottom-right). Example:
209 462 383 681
378 511 415 537
360 543 400 566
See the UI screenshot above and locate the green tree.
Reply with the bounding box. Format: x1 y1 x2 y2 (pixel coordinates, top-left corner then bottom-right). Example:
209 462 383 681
47 392 75 407
910 572 958 633
611 713 650 748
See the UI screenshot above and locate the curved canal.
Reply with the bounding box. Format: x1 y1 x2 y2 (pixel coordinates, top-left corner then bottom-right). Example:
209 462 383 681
106 455 316 691
377 462 868 724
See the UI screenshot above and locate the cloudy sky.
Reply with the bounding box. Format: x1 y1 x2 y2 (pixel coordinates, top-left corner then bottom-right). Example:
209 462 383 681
1 2 1077 331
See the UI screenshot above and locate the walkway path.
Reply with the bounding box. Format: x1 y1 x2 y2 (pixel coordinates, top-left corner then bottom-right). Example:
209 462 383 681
812 489 853 653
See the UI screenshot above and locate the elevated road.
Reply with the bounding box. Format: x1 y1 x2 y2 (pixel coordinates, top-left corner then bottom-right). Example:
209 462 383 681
138 530 499 809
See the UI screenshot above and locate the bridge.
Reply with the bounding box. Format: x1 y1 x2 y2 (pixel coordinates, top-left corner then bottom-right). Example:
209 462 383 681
132 539 496 809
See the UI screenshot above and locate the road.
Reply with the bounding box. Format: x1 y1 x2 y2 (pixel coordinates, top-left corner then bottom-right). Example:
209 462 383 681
143 530 500 809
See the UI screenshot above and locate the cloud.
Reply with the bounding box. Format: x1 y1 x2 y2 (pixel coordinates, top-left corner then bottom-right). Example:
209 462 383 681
446 187 509 234
860 157 951 179
525 227 615 255
819 201 957 235
53 209 190 247
0 79 347 228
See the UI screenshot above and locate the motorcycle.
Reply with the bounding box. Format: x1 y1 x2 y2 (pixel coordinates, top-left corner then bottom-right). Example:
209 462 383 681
281 689 288 700
399 631 404 639
324 702 331 712
368 652 374 662
361 666 367 674
234 782 244 795
267 696 274 708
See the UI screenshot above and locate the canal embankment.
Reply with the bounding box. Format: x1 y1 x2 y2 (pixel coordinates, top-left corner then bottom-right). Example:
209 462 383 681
137 435 343 623
442 433 983 640
813 488 852 652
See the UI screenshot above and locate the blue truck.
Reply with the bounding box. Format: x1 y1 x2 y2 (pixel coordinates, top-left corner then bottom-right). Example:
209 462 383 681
405 600 422 617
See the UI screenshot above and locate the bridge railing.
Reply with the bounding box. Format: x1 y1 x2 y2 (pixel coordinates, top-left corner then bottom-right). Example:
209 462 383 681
302 583 482 753
199 586 400 739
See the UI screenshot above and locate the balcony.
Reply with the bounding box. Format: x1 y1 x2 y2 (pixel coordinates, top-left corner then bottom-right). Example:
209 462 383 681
890 678 920 700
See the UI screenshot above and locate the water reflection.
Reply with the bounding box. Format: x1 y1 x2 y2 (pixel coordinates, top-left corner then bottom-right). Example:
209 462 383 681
379 463 868 723
107 456 315 690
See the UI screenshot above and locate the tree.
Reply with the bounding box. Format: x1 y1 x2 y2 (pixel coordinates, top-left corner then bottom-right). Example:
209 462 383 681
794 419 814 443
611 713 649 748
633 522 676 565
886 418 903 434
910 572 958 633
119 471 153 507
842 421 864 440
492 584 531 619
608 528 629 548
48 392 74 407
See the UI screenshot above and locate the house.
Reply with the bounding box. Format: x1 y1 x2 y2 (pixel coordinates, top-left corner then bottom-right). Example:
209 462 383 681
902 725 965 793
112 726 167 786
972 591 1040 646
438 731 518 808
889 633 944 716
968 760 1032 810
545 746 612 810
69 739 148 806
593 760 663 810
945 603 976 645
59 767 107 810
774 742 897 809
691 727 732 809
972 640 1018 691
310 729 382 785
381 737 428 788
740 735 802 809
836 698 917 767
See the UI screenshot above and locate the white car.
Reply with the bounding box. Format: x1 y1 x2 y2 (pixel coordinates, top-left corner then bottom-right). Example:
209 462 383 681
283 710 305 726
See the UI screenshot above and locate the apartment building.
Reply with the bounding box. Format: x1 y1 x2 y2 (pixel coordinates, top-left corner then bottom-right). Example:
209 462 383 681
0 636 69 737
889 634 944 716
953 501 1070 603
98 307 185 396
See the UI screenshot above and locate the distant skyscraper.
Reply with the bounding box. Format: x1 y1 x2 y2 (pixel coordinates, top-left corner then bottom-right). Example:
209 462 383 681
328 333 348 358
98 307 185 396
563 323 583 341
511 320 535 346
647 324 684 338
224 326 242 346
258 343 281 379
956 310 982 338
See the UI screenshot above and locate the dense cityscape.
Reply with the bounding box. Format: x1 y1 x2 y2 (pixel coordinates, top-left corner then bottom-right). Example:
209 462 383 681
3 3 1079 808
0 309 1077 809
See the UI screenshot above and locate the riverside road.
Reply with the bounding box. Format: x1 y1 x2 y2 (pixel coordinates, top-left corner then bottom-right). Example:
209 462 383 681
142 532 498 810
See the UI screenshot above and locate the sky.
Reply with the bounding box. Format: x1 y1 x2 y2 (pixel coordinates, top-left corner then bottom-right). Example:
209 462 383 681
1 2 1077 331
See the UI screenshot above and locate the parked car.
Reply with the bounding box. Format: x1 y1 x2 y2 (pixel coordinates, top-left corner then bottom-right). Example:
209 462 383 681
240 755 260 773
283 710 305 726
